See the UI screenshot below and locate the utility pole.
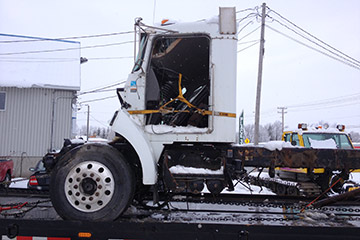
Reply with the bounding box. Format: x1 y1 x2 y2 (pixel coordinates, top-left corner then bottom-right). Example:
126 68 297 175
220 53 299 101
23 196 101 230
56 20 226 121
239 110 245 144
254 2 266 145
86 104 90 142
277 107 287 132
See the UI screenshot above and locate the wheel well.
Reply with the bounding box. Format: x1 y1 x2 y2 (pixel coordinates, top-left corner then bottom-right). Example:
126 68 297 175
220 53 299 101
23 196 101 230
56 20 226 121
110 136 144 188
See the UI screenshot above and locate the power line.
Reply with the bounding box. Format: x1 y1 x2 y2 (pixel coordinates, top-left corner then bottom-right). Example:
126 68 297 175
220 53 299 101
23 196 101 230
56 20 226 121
236 7 259 14
238 26 261 42
286 92 360 108
0 40 134 56
0 56 133 63
86 56 133 61
288 102 359 113
89 114 109 128
238 39 259 45
266 25 360 71
79 95 117 104
0 31 134 43
79 80 126 95
237 41 259 53
237 17 256 35
266 16 360 68
267 7 360 66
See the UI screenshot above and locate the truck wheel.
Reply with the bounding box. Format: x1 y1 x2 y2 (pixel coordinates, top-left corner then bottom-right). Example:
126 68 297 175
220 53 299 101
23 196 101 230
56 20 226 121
1 173 11 188
50 144 135 221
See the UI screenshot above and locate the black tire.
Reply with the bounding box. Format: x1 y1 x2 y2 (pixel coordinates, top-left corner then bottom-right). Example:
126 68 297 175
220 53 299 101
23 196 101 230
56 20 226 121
276 184 287 195
1 172 11 189
50 143 135 221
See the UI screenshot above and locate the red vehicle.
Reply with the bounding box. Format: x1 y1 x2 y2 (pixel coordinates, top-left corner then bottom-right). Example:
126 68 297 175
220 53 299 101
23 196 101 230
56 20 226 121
0 158 13 188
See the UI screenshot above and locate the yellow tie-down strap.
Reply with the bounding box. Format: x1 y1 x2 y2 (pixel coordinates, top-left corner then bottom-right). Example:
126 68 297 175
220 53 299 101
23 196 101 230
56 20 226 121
127 109 236 118
127 73 236 118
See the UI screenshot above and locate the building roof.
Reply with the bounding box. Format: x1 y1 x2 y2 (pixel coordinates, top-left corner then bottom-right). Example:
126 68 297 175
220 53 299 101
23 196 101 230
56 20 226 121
0 33 81 91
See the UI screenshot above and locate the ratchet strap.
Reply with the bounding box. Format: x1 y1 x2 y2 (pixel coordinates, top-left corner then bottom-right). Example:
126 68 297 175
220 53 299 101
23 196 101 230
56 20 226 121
127 73 236 118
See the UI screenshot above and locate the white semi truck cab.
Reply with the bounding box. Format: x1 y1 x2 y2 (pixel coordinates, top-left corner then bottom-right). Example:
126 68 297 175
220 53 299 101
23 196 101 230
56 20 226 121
111 8 238 185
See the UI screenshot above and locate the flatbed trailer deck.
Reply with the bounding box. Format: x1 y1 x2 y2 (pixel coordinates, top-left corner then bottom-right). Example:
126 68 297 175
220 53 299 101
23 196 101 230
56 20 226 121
2 193 360 240
2 219 360 240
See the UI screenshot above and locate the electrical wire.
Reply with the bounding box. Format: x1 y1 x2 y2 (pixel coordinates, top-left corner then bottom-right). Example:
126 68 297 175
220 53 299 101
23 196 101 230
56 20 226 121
237 18 256 35
238 26 261 42
238 39 260 45
89 114 109 128
286 92 360 108
79 80 126 95
79 95 117 104
266 25 360 71
236 7 259 14
267 7 360 66
237 12 259 24
0 56 133 63
266 17 360 69
0 31 134 43
237 41 259 53
0 40 134 56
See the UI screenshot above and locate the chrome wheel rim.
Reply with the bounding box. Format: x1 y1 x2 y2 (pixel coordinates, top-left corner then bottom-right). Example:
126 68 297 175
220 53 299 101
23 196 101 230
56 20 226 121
64 161 115 212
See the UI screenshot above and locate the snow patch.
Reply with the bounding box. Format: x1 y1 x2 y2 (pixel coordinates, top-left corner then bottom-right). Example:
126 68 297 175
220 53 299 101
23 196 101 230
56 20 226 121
169 165 223 175
9 178 29 189
236 141 296 151
145 125 208 134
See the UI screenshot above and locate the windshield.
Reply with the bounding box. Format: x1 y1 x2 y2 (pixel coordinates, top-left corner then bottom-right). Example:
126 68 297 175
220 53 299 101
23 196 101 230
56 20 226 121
35 160 46 171
302 133 353 149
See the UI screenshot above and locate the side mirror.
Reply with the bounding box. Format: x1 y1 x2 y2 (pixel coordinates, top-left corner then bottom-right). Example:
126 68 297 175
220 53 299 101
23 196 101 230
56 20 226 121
29 167 35 172
291 141 297 146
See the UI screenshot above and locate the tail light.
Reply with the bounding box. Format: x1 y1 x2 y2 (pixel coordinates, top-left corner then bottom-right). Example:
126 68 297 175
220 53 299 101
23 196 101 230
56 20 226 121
29 176 39 186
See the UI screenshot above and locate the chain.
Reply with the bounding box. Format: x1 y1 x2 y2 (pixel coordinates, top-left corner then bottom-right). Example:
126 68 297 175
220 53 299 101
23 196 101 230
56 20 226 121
0 200 51 217
165 194 360 216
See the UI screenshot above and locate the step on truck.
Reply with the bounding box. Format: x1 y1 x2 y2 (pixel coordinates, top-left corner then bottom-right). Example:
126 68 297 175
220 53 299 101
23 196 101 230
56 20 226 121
41 7 360 221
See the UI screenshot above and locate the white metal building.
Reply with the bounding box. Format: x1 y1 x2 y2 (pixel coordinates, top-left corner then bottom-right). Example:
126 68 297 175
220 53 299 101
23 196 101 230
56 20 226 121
0 34 80 177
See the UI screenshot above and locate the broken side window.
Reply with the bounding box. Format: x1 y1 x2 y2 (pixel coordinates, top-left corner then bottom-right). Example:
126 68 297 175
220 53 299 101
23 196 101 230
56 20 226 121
145 34 210 128
132 33 148 73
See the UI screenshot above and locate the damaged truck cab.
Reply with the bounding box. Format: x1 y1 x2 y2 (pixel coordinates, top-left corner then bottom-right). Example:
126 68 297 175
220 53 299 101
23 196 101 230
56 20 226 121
48 7 360 221
50 8 239 221
111 9 238 185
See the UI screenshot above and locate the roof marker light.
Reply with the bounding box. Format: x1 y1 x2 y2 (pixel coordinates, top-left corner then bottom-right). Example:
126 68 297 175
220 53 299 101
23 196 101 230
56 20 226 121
298 123 308 130
161 19 169 25
337 124 345 132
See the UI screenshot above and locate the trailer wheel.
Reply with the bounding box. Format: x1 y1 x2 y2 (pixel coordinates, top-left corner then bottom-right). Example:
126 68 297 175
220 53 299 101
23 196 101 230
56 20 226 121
50 144 135 221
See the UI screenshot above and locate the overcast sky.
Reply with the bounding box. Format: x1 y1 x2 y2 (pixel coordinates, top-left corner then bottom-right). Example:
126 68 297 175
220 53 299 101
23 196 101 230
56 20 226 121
1 0 359 134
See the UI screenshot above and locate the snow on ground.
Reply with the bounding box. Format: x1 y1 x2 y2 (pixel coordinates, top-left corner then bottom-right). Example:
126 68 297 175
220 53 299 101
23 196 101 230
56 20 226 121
9 178 29 189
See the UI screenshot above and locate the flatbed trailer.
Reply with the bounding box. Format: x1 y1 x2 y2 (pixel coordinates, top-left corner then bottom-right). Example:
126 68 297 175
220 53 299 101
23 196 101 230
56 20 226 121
2 192 360 240
2 219 360 240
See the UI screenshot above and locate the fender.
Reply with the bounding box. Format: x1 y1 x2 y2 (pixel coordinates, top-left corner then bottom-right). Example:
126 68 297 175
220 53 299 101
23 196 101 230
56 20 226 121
111 109 157 185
